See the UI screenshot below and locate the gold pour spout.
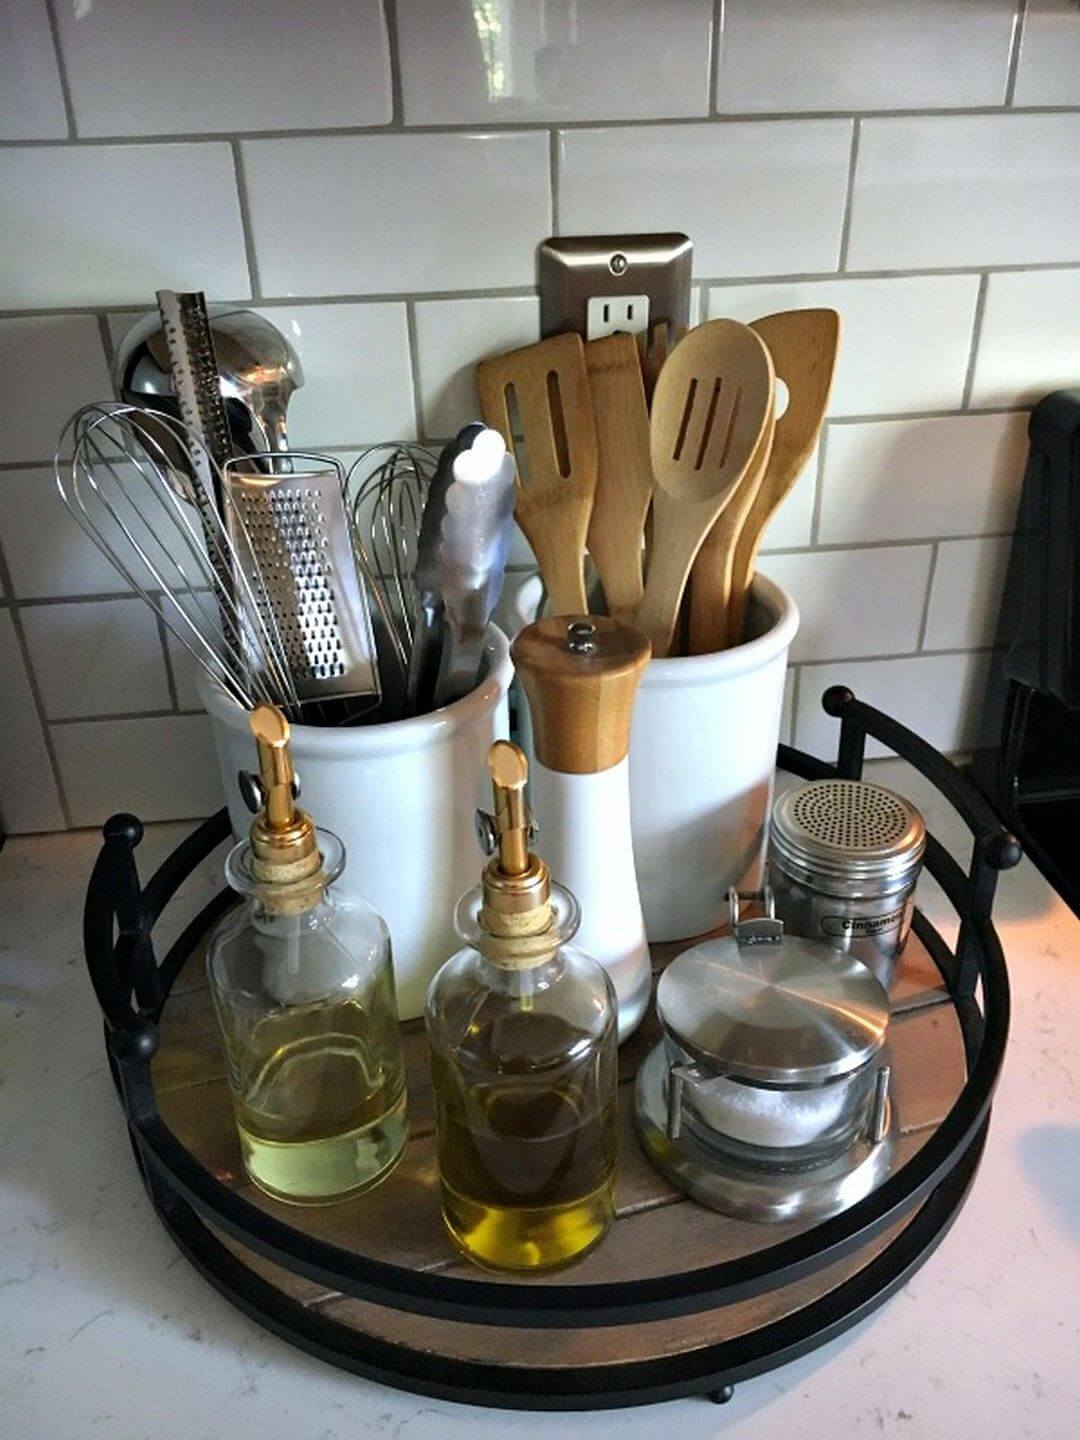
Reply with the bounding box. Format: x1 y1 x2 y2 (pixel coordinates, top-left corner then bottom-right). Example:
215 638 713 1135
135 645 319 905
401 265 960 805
251 703 298 831
247 703 322 908
478 740 552 943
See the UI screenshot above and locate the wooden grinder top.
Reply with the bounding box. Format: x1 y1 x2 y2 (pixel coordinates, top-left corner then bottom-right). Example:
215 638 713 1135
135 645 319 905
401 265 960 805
512 615 651 774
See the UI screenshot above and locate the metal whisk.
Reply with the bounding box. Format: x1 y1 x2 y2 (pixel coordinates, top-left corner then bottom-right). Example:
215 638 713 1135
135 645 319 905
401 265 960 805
56 402 304 717
347 443 437 671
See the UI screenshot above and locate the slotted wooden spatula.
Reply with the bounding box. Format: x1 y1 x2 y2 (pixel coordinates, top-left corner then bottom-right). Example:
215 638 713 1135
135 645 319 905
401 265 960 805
632 319 774 657
583 331 653 619
476 333 597 616
725 308 840 646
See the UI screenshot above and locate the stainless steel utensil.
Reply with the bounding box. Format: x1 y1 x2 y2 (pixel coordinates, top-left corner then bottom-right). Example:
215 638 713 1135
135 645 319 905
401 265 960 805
114 304 303 456
221 453 381 712
55 403 301 717
635 889 895 1224
430 431 516 708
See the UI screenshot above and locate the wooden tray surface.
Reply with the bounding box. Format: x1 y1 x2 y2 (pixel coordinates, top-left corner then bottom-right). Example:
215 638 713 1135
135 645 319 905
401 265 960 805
153 926 966 1368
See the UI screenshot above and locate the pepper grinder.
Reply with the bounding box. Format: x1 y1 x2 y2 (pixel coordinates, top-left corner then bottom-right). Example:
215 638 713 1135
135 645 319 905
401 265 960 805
511 615 652 1040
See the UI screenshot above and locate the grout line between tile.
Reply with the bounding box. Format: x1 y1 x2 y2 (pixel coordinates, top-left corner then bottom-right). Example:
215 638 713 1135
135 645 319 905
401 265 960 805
156 612 181 710
229 140 261 300
960 273 990 410
837 118 861 271
916 542 941 651
1 102 1078 149
382 0 406 128
403 300 426 441
808 426 829 546
799 644 995 669
95 312 116 376
709 0 723 116
48 707 206 727
789 664 802 747
0 541 74 827
760 529 1019 557
548 129 560 234
1004 1 1030 109
41 0 77 141
4 261 1080 324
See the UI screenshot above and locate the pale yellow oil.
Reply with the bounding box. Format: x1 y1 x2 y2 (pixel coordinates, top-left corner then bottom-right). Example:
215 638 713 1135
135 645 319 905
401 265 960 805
229 997 407 1205
430 1013 617 1271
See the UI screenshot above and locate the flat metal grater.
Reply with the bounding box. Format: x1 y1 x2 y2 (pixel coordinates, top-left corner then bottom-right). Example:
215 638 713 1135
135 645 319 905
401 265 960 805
223 456 381 708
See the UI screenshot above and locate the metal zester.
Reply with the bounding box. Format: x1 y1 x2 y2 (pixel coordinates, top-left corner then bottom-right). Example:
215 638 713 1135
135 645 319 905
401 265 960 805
222 454 381 709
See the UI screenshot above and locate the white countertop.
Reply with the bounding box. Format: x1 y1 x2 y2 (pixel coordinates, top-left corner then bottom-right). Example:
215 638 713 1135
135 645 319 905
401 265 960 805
2 759 1078 1440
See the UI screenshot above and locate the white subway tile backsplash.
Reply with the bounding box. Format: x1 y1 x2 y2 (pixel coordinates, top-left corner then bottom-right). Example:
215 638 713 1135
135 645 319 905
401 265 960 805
0 468 133 599
253 304 415 446
20 599 171 719
0 145 249 309
397 0 713 125
923 537 1012 651
559 121 852 278
968 269 1080 410
1 0 67 140
1013 2 1080 107
848 115 1080 271
0 610 65 832
706 276 980 416
757 448 818 552
795 652 991 760
717 0 1015 113
56 0 392 136
51 714 223 827
759 546 932 662
414 297 540 439
0 316 112 465
817 413 1028 544
243 133 551 297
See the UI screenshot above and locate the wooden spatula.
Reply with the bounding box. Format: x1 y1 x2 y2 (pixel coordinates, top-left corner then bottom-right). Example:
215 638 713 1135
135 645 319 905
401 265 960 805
476 333 597 615
686 392 776 654
632 319 774 658
725 308 840 646
583 332 653 619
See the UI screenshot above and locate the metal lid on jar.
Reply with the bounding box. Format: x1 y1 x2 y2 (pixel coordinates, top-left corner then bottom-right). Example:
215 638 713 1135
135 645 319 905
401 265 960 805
656 915 890 1086
770 779 926 888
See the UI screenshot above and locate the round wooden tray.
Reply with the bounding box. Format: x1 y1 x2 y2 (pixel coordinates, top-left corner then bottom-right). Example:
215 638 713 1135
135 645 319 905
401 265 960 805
150 920 970 1399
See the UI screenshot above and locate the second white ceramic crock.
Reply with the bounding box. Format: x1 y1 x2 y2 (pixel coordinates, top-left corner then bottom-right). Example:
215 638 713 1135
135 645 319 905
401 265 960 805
505 575 799 943
198 628 512 1020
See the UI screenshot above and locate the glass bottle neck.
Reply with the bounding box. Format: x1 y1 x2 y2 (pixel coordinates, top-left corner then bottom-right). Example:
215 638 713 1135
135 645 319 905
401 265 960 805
248 886 335 937
475 948 564 996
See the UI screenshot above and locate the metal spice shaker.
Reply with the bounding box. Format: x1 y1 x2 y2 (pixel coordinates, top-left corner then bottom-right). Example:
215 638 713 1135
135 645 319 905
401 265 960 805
767 779 926 987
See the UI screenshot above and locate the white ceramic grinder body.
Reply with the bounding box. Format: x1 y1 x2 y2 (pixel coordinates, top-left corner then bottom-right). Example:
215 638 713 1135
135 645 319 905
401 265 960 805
512 616 652 1041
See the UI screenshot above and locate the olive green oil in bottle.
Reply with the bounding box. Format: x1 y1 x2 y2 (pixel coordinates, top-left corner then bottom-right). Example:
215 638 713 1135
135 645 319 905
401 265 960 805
207 704 407 1205
426 741 618 1270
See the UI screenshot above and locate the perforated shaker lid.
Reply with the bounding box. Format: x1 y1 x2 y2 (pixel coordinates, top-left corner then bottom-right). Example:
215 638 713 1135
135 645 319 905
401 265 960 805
770 779 926 887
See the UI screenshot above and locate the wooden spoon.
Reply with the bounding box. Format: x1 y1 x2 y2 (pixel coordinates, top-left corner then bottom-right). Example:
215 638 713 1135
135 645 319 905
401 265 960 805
583 332 653 619
476 333 597 615
632 319 774 658
686 392 776 654
725 308 840 646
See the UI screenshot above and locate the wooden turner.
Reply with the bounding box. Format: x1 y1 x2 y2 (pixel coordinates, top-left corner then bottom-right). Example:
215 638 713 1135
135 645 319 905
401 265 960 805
725 308 840 646
583 332 653 619
686 390 776 654
632 319 774 658
476 333 597 615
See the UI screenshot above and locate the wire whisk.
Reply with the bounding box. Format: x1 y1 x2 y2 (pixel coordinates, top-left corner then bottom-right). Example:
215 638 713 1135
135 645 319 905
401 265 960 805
55 402 304 718
347 442 437 671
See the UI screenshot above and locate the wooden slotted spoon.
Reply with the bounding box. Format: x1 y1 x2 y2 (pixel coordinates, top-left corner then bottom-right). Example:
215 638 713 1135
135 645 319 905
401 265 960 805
476 333 597 616
583 331 653 619
632 319 774 657
725 308 840 647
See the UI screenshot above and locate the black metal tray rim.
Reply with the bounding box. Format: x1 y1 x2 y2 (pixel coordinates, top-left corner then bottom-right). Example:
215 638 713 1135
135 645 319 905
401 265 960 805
85 686 1018 1339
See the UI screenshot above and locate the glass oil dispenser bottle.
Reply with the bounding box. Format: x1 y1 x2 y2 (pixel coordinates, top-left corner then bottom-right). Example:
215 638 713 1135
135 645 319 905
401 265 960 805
207 704 407 1204
426 740 619 1271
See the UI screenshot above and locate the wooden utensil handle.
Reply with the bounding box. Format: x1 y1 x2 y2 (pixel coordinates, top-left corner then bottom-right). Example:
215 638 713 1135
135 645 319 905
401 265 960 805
524 521 590 616
632 505 711 658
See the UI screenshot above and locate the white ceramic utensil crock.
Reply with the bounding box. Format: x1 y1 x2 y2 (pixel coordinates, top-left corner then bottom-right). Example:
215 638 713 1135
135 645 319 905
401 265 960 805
505 573 799 942
199 628 512 1019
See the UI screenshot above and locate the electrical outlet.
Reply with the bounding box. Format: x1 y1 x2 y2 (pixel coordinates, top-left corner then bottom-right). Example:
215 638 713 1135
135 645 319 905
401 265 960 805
585 294 650 341
538 233 692 344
